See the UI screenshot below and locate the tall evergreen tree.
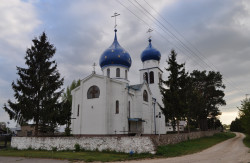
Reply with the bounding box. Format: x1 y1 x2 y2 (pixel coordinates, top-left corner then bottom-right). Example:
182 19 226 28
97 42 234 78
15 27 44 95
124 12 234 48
3 32 64 136
159 50 187 133
189 70 226 130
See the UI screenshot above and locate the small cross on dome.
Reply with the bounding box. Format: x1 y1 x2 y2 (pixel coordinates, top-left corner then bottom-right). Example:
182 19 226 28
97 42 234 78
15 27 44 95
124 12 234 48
111 12 120 30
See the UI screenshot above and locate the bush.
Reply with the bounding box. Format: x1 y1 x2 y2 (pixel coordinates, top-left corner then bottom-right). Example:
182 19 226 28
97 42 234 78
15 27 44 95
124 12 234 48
243 134 250 148
74 143 80 152
64 127 71 136
52 147 57 151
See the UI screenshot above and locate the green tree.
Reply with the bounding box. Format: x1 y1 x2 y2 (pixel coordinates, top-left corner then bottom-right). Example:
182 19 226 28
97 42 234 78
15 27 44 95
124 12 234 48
3 32 64 136
239 98 250 134
159 50 187 133
60 79 80 136
189 70 226 130
230 117 244 132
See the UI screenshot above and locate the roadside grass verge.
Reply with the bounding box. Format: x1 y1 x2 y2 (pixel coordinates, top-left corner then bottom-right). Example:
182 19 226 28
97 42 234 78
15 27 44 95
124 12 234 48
156 132 236 157
0 149 153 162
243 134 250 148
0 132 235 162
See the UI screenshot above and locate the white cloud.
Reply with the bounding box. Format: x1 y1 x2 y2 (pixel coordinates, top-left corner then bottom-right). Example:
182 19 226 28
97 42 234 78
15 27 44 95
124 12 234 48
0 0 41 55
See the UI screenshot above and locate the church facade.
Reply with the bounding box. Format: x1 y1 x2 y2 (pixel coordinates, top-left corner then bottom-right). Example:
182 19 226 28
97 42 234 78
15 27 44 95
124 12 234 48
71 29 170 135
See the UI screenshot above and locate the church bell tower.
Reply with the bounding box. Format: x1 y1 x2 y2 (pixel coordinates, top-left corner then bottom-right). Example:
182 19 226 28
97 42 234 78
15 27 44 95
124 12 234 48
139 38 162 100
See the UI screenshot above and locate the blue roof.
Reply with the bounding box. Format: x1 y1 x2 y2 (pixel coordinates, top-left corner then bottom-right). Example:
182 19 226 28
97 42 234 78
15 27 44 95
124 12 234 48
99 29 132 69
141 39 161 62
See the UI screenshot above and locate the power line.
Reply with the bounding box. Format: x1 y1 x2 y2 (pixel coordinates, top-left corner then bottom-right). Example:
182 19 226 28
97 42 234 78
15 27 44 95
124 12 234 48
142 0 246 94
117 0 246 95
119 0 209 70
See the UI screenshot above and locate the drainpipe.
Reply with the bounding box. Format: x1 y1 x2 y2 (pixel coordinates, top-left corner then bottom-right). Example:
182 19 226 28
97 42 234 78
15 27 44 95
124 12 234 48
152 98 156 135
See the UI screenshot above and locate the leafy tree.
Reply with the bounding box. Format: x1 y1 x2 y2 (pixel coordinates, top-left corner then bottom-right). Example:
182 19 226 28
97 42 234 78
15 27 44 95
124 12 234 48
239 98 250 134
3 32 64 136
189 70 226 131
230 117 244 132
60 79 80 136
159 50 187 133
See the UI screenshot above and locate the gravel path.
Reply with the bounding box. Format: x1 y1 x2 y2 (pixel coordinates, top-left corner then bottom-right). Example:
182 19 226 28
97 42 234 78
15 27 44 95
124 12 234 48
109 132 250 163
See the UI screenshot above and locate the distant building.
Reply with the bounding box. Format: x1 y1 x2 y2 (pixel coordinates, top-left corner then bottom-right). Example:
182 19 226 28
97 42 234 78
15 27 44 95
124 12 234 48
17 124 36 137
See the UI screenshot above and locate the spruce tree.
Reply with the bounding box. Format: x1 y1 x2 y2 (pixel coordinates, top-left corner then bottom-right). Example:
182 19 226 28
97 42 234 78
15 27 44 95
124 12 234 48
3 32 64 136
159 50 187 133
189 70 226 131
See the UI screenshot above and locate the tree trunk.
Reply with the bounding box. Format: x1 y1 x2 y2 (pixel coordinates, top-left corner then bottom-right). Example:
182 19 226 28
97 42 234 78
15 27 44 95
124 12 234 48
177 120 180 134
35 119 38 136
187 118 190 133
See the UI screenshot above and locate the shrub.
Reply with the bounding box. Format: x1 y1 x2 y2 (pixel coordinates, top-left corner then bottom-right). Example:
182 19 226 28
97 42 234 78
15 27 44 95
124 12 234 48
74 143 80 152
52 147 57 151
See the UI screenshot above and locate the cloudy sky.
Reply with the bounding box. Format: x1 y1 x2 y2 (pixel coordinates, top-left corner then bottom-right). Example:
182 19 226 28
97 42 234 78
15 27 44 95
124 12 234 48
1 0 250 127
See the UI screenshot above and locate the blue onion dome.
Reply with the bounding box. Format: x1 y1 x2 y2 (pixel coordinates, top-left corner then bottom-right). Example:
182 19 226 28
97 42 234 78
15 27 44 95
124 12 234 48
141 39 161 62
99 29 132 69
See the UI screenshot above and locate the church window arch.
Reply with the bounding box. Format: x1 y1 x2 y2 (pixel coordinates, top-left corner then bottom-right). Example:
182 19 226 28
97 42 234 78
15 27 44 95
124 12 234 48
125 70 128 79
143 90 148 102
143 72 148 83
107 68 110 78
116 68 120 77
150 71 154 84
87 85 100 99
116 100 119 114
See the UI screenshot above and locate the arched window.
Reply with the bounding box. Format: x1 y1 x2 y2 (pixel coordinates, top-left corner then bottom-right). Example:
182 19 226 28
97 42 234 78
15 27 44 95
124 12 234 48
143 90 148 102
116 100 119 114
150 71 154 84
107 68 110 78
87 85 100 99
77 104 80 117
116 68 120 77
125 70 128 79
143 72 148 83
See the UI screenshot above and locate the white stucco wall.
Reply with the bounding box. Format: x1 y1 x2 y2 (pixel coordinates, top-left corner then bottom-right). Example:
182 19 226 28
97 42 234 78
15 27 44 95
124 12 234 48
71 74 108 135
11 136 155 153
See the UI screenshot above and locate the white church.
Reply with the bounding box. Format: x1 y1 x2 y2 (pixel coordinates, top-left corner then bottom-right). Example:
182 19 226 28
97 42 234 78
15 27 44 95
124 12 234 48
70 27 183 135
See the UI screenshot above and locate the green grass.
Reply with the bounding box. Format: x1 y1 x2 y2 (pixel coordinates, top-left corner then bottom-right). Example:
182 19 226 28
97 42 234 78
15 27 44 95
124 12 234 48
243 134 250 148
156 132 236 157
0 149 153 162
0 132 235 162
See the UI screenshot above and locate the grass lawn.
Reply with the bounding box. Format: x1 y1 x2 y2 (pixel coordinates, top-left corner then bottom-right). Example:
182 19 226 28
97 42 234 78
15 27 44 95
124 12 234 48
156 132 236 157
243 134 250 148
0 132 235 162
0 149 153 162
